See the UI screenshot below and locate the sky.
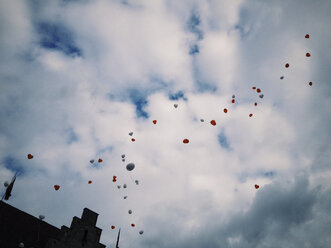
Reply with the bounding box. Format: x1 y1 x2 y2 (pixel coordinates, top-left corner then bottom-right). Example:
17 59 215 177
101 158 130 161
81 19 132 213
1 0 331 247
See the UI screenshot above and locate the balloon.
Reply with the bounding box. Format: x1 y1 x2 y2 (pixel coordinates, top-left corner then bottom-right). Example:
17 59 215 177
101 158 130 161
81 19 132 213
252 87 256 90
4 181 9 187
254 102 257 106
122 159 125 162
126 163 135 171
210 120 216 126
305 34 309 38
128 210 132 214
139 230 144 235
123 184 127 188
131 138 135 142
183 139 189 144
39 215 45 220
54 185 60 191
285 63 289 68
113 179 117 182
280 76 284 80
153 120 157 124
129 132 133 136
174 104 178 108
232 99 235 103
249 113 253 117
224 108 228 113
98 158 103 163
89 159 94 164
232 94 235 98
111 226 115 229
200 119 204 122
124 196 128 199
255 184 259 189
121 154 125 158
27 154 33 159
309 82 312 86
19 243 24 248
117 185 121 189
88 180 92 184
306 53 311 57
256 88 261 93
259 94 264 99
135 180 139 185
131 224 135 227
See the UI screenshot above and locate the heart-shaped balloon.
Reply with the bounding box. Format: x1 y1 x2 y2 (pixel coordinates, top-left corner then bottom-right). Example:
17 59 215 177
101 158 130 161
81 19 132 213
210 120 216 126
255 184 259 189
174 104 178 108
54 185 60 191
27 154 33 159
153 120 157 124
98 158 103 163
183 139 189 144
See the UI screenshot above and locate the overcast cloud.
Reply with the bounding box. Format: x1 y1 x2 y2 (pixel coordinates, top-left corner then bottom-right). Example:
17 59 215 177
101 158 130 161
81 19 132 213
1 0 331 247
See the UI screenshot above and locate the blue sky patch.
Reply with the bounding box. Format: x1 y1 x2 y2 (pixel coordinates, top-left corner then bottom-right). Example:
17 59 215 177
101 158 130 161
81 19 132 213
169 91 187 101
189 44 200 55
65 127 79 145
218 132 231 150
129 89 149 119
37 22 82 57
187 12 204 40
3 156 25 175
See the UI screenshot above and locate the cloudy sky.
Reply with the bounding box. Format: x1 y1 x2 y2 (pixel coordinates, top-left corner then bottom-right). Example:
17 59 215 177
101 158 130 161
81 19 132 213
1 0 331 247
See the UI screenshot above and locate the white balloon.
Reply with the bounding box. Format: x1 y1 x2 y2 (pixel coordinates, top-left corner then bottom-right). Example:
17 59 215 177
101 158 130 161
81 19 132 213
129 132 133 136
128 210 132 214
121 154 125 158
19 243 24 248
4 181 9 187
232 94 235 99
135 180 139 185
89 159 94 164
117 185 121 189
259 94 264 99
200 119 204 122
174 104 178 108
126 163 135 171
139 230 144 235
122 159 125 162
280 76 284 80
123 184 127 188
124 196 128 199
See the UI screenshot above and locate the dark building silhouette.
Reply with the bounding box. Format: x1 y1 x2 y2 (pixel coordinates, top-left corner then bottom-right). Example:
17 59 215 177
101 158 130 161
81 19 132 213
0 201 106 248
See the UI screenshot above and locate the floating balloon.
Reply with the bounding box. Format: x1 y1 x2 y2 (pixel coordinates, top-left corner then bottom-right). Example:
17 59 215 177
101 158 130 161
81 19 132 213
88 180 92 184
131 138 135 142
4 181 9 187
210 120 216 126
122 159 125 162
135 180 139 185
200 119 204 122
98 158 103 163
256 88 261 93
255 184 259 189
305 34 309 39
124 196 128 199
131 224 135 227
306 53 311 57
309 82 313 86
139 230 144 235
54 185 60 191
113 178 117 182
153 120 157 124
280 76 284 80
27 154 33 159
117 185 121 189
174 104 178 108
183 139 189 144
224 108 228 113
259 94 264 99
121 154 125 158
254 102 257 106
129 132 133 136
128 210 132 214
232 99 235 103
252 87 256 90
232 94 235 98
123 184 127 188
111 226 115 229
89 159 94 164
39 215 45 220
285 63 289 68
126 163 135 171
249 113 253 117
19 243 24 248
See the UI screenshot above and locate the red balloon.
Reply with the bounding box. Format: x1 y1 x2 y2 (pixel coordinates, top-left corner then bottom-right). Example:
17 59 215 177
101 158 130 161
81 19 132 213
232 99 235 103
252 87 256 90
255 184 259 189
306 53 311 57
183 139 189 144
249 113 253 117
27 154 34 159
224 108 228 113
112 179 116 182
98 158 103 163
111 226 115 229
285 63 289 68
131 224 135 227
305 34 309 39
131 138 135 142
309 82 312 86
257 88 261 93
254 102 257 106
210 120 216 126
153 120 157 124
88 180 92 184
54 185 60 191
